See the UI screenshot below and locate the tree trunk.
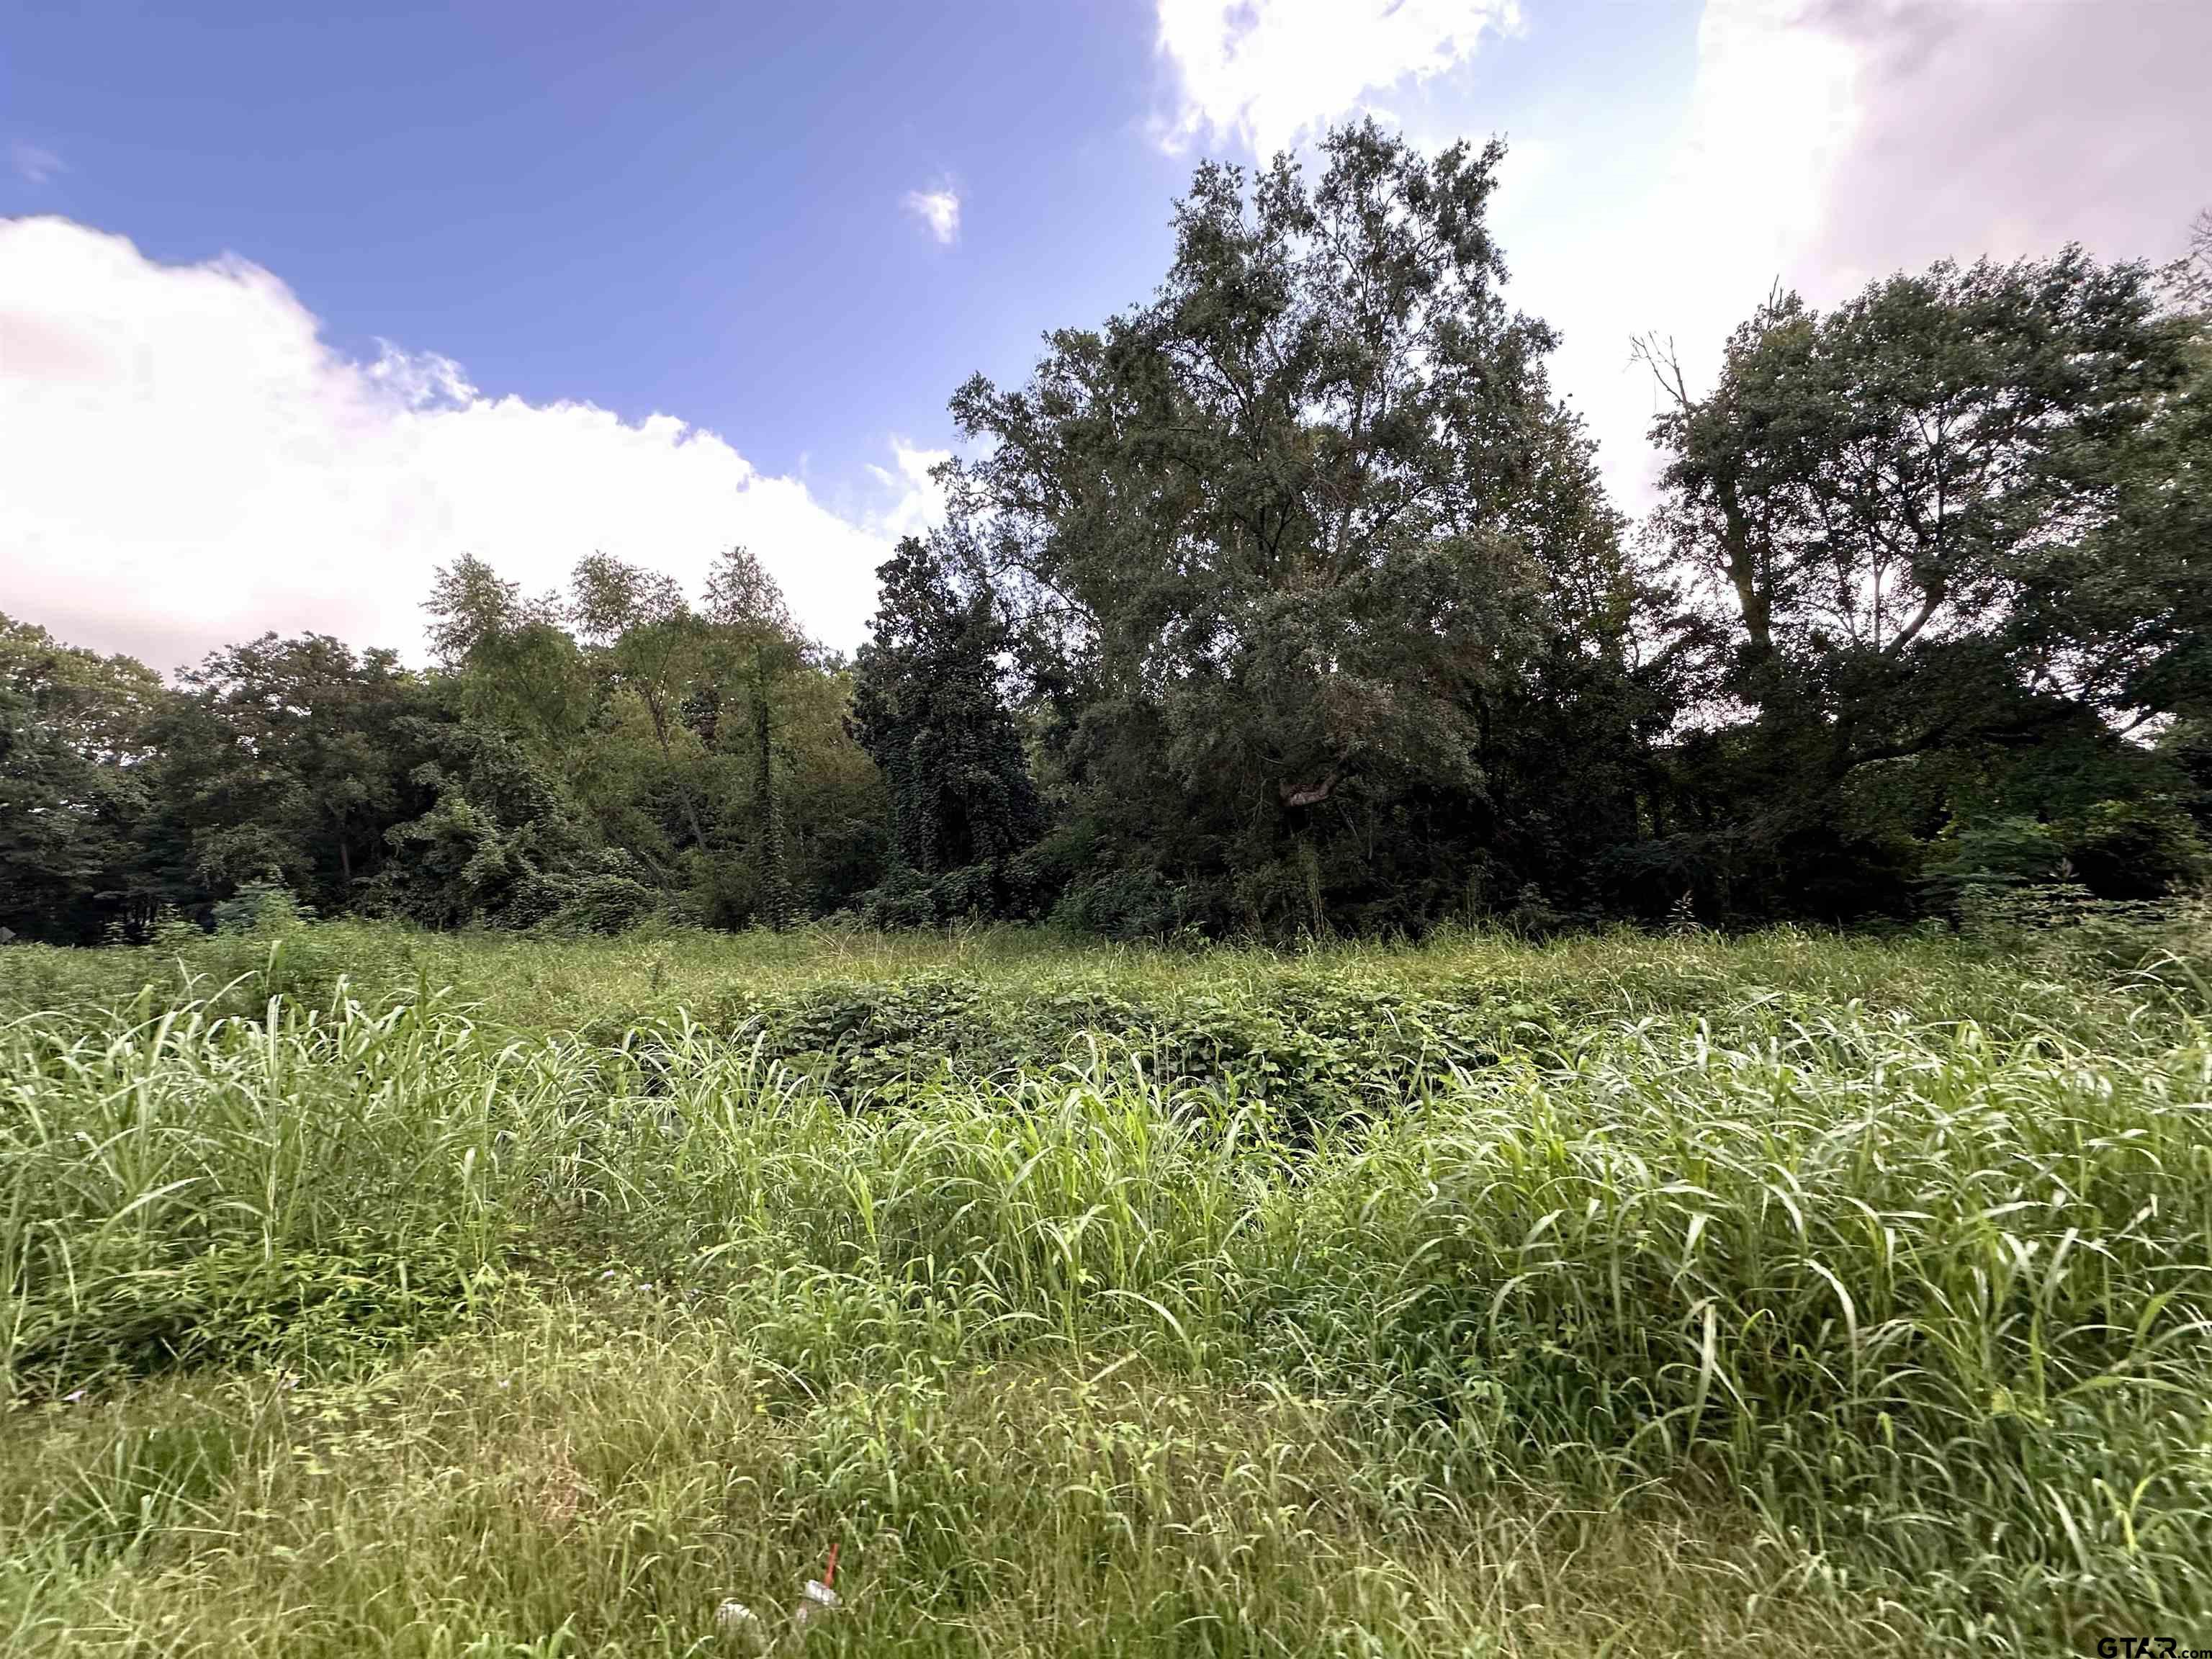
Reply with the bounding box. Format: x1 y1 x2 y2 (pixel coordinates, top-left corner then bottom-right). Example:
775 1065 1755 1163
642 687 711 853
1719 491 1773 660
752 667 791 927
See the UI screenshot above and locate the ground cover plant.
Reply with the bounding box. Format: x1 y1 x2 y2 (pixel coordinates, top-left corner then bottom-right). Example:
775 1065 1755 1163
5 914 2212 1654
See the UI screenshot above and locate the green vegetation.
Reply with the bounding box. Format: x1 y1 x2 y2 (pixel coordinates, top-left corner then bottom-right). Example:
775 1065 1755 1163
9 132 2212 948
5 120 2211 1658
6 917 2211 1653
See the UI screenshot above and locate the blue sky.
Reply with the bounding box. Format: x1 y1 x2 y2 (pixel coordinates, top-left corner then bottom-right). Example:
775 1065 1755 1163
6 3 1180 486
4 1 2208 669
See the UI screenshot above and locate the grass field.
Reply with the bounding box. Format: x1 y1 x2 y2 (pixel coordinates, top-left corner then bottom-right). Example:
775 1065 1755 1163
4 917 2211 1655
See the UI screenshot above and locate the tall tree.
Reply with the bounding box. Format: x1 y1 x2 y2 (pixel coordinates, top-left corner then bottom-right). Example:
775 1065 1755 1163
703 546 806 925
2032 218 2212 731
423 554 590 749
140 634 424 916
0 616 167 941
1477 418 1701 919
849 534 1044 878
1643 251 2206 915
568 552 717 857
943 121 1575 932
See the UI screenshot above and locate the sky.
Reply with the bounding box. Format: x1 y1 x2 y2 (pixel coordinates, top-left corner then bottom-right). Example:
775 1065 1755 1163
4 0 2208 673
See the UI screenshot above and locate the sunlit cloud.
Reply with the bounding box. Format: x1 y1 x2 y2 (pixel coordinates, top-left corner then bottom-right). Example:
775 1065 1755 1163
902 185 961 245
0 219 934 668
1153 0 1519 157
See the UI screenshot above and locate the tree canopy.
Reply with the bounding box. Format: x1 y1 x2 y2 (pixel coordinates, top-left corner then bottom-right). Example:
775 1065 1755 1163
4 133 2206 943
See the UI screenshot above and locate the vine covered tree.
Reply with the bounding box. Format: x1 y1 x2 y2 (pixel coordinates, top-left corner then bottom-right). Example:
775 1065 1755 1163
849 534 1043 882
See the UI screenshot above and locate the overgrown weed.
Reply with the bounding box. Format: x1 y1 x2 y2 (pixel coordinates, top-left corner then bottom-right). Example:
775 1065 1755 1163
4 920 2209 1652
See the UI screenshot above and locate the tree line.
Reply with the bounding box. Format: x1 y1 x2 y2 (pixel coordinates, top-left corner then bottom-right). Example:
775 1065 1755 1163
6 124 2209 944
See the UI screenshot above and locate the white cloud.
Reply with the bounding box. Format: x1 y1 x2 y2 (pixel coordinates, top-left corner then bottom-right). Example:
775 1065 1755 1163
902 186 961 245
1497 0 2212 512
1154 0 1520 158
11 143 65 185
0 218 934 670
865 439 952 540
1491 0 1877 508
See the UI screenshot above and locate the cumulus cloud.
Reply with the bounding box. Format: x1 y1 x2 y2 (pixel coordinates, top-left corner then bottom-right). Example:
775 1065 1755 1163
11 143 65 185
1154 0 1520 158
1496 0 2211 510
0 218 936 671
902 186 961 245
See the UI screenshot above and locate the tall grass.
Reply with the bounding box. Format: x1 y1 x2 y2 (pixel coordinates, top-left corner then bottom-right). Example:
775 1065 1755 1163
3 922 2210 1653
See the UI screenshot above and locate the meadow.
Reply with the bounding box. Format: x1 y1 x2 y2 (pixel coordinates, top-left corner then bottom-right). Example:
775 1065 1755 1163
4 916 2211 1655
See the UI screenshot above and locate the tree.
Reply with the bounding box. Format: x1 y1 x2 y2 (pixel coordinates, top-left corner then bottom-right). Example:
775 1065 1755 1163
139 634 426 917
850 535 1044 884
0 615 166 941
1643 251 2206 917
2032 220 2212 732
701 546 808 925
372 706 621 930
423 554 590 749
943 121 1571 934
2165 208 2212 315
1475 421 1702 920
566 551 719 861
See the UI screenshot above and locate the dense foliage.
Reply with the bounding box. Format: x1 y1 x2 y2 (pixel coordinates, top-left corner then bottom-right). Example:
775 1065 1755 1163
1638 251 2211 920
4 547 887 942
847 536 1046 922
6 126 2207 943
